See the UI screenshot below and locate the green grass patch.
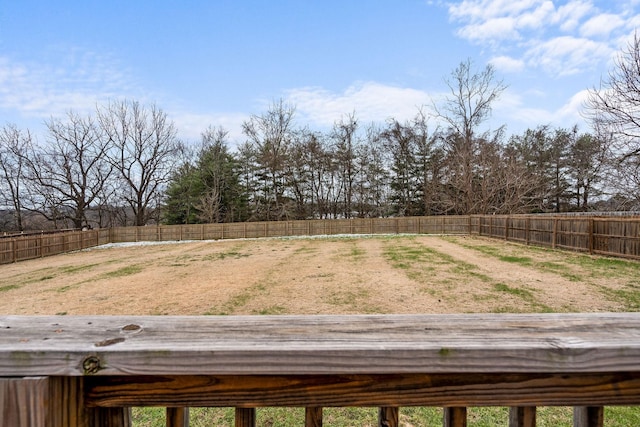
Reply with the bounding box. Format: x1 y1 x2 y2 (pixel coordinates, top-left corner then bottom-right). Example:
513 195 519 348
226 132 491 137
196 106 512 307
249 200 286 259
59 263 99 274
205 283 269 315
493 283 554 313
101 265 143 278
131 405 637 426
499 255 533 265
597 283 640 311
254 305 287 315
0 284 20 292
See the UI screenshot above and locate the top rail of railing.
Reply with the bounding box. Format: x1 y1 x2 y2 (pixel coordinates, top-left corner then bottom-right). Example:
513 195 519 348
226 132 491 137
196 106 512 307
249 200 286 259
2 313 640 377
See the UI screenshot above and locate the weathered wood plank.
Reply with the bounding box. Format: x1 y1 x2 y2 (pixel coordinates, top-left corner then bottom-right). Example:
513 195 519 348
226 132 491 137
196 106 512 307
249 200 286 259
0 377 48 427
3 314 640 376
84 373 640 407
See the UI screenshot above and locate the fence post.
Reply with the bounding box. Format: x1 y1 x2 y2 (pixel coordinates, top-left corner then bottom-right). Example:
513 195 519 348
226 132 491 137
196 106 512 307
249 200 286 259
11 239 17 263
505 216 510 241
552 217 558 249
525 217 530 245
588 218 594 255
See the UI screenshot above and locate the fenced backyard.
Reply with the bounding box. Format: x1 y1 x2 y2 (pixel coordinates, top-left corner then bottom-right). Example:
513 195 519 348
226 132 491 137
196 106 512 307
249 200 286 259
2 214 640 264
3 215 640 426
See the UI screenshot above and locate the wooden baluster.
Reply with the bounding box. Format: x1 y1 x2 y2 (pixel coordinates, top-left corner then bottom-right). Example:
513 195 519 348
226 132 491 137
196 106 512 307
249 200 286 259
0 377 48 427
509 407 536 427
235 408 256 427
378 406 399 427
574 406 604 427
166 407 189 427
90 407 131 427
443 407 467 427
305 406 323 427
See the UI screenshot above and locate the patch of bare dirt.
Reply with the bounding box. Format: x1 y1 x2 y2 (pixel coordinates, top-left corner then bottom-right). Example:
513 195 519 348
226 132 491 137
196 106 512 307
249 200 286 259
0 235 632 315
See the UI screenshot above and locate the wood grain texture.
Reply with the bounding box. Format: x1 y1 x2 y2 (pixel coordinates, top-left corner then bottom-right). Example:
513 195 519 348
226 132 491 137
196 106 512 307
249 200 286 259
443 407 467 427
573 406 604 427
305 407 322 427
235 408 255 427
0 377 47 427
84 372 640 407
3 313 640 376
48 376 90 427
378 406 399 427
165 407 188 427
509 406 536 427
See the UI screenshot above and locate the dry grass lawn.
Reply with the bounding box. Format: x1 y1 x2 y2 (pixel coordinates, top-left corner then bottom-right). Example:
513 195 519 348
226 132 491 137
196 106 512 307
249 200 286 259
2 234 639 316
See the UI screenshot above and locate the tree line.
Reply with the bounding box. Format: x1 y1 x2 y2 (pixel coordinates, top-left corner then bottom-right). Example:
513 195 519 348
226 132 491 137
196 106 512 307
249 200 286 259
2 43 640 232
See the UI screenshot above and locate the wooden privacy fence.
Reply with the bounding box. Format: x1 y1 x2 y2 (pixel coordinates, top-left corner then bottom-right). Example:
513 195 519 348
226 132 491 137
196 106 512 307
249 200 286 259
472 215 640 259
2 313 640 426
0 229 111 264
2 215 640 264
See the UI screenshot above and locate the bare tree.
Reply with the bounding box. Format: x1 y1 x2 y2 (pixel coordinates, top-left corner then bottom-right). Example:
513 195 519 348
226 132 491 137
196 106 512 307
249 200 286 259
22 112 112 229
98 100 180 226
242 100 296 220
434 59 507 214
0 124 32 231
585 33 640 160
332 113 358 218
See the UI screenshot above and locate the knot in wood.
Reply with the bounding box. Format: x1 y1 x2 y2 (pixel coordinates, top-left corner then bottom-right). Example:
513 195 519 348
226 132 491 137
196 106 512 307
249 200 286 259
121 324 142 333
82 356 103 375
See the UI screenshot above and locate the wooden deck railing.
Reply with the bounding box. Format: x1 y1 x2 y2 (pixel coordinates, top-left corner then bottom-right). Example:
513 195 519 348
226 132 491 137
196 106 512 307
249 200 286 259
2 313 640 426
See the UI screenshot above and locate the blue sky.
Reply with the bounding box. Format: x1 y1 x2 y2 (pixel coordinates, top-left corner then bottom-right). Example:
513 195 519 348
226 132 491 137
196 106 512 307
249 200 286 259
1 1 638 143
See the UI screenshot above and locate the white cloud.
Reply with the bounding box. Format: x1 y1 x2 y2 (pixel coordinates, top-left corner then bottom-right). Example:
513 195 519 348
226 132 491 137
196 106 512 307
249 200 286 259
445 0 638 76
580 13 626 38
284 82 431 128
490 55 525 73
553 0 594 32
526 36 613 75
456 17 518 43
448 0 543 23
449 0 557 42
493 87 591 133
0 49 140 121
